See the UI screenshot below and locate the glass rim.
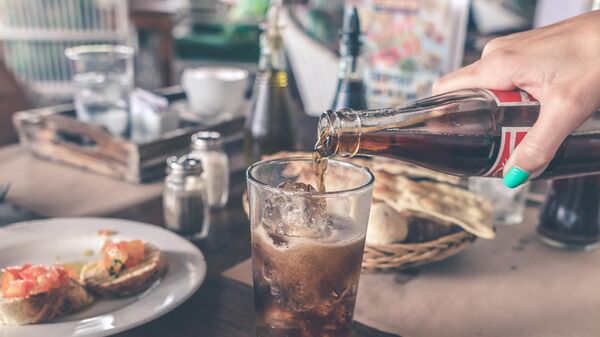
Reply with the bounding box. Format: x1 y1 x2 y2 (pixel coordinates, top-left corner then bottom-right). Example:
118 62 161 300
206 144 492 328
65 44 134 60
246 157 375 197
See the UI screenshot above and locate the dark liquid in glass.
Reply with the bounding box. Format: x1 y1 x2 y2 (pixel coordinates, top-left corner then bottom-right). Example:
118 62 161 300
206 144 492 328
252 217 365 337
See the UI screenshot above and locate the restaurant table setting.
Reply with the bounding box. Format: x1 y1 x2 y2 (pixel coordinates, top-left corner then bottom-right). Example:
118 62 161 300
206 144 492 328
4 105 600 337
3 2 600 336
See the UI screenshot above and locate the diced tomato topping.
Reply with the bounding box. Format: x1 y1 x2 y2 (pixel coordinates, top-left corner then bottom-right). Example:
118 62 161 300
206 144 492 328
1 264 69 299
124 240 145 268
2 279 33 298
102 240 146 276
1 269 18 295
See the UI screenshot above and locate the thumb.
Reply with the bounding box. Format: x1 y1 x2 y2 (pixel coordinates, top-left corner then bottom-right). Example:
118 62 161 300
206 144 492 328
502 100 579 188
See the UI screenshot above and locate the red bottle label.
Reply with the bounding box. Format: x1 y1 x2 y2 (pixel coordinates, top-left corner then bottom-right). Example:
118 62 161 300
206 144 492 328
483 127 530 177
486 89 539 107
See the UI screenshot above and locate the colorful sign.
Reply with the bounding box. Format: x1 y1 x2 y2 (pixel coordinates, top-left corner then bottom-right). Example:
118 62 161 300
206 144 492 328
358 0 468 107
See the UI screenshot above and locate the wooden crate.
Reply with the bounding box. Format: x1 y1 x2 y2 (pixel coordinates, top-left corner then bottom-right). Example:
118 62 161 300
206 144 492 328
13 87 244 183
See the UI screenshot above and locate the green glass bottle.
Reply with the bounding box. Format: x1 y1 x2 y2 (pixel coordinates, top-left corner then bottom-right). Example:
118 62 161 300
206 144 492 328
244 0 295 164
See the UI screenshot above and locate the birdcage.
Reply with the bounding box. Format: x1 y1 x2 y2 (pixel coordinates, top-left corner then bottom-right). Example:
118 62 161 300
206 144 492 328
0 0 131 103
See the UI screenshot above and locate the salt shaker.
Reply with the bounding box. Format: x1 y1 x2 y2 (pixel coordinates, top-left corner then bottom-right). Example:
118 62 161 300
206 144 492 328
190 131 229 209
163 154 210 239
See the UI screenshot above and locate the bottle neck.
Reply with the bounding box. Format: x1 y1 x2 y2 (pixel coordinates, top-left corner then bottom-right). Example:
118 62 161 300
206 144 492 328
258 33 286 72
317 89 499 158
316 109 361 158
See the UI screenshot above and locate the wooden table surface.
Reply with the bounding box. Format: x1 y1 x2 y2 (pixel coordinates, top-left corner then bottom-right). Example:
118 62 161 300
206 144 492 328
0 113 398 336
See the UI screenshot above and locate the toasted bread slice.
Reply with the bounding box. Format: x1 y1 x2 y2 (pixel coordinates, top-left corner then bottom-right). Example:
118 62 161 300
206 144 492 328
80 243 167 298
0 279 93 325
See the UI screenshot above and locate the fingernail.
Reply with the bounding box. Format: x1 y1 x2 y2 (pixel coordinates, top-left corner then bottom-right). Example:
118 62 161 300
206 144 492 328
503 166 530 188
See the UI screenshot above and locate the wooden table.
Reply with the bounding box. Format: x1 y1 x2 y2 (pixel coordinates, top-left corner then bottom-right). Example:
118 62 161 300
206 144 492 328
0 112 398 336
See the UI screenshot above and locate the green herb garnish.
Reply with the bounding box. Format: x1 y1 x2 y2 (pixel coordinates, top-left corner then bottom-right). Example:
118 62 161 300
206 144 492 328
108 259 124 277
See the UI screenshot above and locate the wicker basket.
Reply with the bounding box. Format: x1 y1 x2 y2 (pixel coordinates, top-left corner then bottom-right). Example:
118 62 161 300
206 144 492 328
362 231 477 272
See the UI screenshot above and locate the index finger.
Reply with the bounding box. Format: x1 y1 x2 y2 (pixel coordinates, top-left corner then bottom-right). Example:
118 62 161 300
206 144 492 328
432 53 517 95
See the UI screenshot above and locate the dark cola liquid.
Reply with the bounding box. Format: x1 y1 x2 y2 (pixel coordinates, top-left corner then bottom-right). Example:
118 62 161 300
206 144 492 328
251 217 365 337
337 130 600 179
537 175 600 249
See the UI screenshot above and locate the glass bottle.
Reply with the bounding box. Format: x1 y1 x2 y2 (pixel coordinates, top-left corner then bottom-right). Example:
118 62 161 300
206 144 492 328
163 154 210 240
331 6 368 111
244 0 295 164
315 88 600 179
191 131 229 209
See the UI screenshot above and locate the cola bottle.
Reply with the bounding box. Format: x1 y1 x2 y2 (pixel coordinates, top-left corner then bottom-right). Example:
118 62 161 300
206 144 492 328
316 89 600 179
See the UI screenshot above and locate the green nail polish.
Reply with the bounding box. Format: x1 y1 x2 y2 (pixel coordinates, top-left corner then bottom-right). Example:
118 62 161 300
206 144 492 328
503 166 530 188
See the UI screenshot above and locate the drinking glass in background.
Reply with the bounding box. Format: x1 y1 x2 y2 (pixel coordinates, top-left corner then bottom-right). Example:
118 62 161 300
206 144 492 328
65 45 134 137
468 177 530 225
247 158 374 337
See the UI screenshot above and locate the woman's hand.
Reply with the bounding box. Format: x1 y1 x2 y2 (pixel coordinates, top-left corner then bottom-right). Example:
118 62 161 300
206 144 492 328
433 11 600 188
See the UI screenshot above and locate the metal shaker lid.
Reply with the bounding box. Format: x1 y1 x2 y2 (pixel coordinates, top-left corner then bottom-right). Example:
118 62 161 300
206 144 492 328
166 154 203 175
191 131 223 150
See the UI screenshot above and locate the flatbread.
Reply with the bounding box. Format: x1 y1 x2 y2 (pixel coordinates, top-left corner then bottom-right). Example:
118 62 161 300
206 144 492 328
373 173 494 239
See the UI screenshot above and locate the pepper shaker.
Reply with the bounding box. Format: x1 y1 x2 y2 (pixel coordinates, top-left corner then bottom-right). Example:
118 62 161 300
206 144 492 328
163 154 210 239
190 131 229 209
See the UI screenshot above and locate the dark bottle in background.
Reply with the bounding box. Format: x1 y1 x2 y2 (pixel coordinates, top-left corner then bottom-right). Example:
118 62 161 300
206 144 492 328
537 175 600 251
244 0 295 164
331 7 368 111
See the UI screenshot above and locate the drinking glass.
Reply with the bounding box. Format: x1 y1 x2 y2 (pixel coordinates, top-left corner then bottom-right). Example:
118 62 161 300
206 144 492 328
65 45 134 137
246 158 374 337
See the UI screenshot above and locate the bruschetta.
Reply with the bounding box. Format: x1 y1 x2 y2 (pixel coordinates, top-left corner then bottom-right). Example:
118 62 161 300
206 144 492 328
0 264 93 325
80 240 168 297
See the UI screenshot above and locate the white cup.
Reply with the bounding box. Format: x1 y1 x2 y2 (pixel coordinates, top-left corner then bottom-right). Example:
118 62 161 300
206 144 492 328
181 67 249 119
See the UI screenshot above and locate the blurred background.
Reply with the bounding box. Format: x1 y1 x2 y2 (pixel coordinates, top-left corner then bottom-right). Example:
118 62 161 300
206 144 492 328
2 2 600 336
0 0 596 147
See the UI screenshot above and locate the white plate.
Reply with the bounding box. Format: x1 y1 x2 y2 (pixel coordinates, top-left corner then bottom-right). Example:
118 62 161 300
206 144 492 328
0 218 206 337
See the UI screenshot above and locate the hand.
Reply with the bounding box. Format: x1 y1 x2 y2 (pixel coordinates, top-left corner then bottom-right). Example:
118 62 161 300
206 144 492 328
432 11 600 188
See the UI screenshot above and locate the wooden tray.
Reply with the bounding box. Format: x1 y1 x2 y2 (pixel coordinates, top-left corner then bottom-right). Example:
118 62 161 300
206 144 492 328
13 86 244 183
